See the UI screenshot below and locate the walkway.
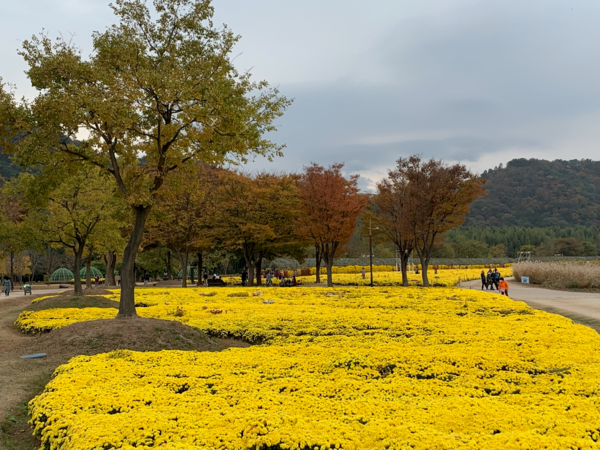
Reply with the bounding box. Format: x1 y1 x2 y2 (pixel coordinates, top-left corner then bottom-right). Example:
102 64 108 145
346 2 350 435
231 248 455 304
460 278 600 326
1 287 67 299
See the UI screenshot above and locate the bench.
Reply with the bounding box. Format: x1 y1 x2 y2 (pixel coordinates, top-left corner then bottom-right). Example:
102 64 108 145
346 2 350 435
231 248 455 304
207 279 226 287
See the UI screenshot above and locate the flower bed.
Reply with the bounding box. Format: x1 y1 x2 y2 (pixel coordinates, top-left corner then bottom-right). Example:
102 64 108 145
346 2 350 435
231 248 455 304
24 286 600 449
223 267 513 287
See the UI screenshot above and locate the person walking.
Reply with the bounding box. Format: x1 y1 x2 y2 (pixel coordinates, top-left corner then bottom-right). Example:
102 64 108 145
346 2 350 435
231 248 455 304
480 270 487 290
143 272 149 286
498 277 509 296
3 276 11 296
241 269 248 287
493 268 501 290
266 270 273 287
94 275 100 287
486 269 494 290
361 267 366 280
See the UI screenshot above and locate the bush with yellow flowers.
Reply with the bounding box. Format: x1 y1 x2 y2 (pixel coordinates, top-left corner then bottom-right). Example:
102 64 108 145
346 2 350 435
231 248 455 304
25 285 600 449
223 267 513 287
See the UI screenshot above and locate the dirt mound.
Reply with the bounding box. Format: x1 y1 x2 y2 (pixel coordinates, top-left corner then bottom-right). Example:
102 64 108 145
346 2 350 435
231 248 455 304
56 287 115 296
1 311 248 450
26 295 117 312
31 317 248 358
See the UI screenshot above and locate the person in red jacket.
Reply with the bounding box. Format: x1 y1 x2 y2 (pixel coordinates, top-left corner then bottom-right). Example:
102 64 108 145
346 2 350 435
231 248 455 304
498 277 509 297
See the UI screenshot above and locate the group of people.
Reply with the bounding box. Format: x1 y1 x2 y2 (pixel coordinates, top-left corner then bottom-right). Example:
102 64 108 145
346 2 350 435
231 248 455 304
265 269 297 287
480 268 509 296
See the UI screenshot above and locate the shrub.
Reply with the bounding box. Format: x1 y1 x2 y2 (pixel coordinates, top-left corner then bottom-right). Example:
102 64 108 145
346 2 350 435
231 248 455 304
514 261 600 290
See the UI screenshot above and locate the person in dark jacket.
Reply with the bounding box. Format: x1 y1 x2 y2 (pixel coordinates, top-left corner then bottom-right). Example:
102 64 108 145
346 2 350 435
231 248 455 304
480 270 487 290
493 268 501 290
486 269 494 290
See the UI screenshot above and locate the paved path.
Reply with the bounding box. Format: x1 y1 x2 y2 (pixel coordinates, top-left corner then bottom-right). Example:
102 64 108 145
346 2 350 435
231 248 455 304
460 277 600 321
1 287 67 299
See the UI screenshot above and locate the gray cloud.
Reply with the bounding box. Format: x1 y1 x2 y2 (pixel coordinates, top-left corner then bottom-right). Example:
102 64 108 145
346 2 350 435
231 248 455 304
3 0 600 184
248 0 600 180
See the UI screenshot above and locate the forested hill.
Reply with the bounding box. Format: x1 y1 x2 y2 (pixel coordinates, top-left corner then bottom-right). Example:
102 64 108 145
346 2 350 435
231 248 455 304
465 158 600 227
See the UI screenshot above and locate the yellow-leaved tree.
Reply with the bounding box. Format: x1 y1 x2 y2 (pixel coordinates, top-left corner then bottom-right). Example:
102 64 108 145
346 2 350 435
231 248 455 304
0 0 290 316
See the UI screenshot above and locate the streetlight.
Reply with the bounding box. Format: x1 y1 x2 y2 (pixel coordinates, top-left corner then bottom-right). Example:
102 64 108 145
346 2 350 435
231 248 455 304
369 219 379 287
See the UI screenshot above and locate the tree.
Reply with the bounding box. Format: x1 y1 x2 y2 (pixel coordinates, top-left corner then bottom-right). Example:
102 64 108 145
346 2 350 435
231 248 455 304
553 237 585 256
519 244 537 253
396 156 485 286
488 243 507 258
296 164 367 287
369 171 415 286
214 170 302 286
0 177 39 287
0 0 290 317
25 167 124 295
144 164 217 287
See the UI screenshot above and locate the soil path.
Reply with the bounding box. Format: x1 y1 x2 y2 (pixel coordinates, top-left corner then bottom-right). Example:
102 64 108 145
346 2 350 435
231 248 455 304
0 295 60 449
460 277 600 325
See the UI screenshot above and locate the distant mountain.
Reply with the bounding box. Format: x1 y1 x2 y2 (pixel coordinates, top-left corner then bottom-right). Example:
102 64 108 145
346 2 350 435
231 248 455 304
465 158 600 227
0 152 20 180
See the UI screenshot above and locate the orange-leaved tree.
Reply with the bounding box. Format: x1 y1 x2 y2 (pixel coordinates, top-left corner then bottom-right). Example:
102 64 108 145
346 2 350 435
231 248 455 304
213 170 302 286
396 156 485 286
144 163 218 287
368 171 415 286
296 163 368 287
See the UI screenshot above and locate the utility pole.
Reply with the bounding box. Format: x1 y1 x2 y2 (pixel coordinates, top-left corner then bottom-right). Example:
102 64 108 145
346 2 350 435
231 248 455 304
369 220 379 287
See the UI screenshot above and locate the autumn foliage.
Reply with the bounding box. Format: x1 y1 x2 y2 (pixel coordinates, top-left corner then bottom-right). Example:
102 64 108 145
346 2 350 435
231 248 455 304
296 163 368 287
372 156 485 286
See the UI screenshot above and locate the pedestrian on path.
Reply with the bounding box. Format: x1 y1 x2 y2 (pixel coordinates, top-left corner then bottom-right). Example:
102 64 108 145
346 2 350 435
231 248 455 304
493 268 501 290
480 270 487 290
498 277 509 297
3 276 11 296
486 269 494 290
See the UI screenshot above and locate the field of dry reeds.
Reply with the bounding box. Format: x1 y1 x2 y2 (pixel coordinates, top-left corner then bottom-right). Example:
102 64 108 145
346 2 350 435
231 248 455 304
513 261 600 290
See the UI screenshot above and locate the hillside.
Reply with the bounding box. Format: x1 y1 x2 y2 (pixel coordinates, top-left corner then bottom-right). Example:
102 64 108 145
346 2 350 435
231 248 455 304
465 158 600 227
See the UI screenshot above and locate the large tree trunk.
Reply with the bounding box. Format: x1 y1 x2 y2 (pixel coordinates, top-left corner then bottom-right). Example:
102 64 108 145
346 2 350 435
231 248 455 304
85 252 92 289
419 255 430 287
190 253 195 285
325 254 334 288
178 251 189 288
118 206 152 318
10 251 14 291
247 263 255 287
105 251 117 286
399 249 410 287
242 245 257 287
166 249 173 280
73 247 84 296
315 244 322 283
197 252 203 285
256 258 262 286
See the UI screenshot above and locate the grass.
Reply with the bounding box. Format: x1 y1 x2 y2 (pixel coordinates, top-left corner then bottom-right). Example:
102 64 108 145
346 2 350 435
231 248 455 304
25 295 117 312
514 261 600 290
0 374 49 450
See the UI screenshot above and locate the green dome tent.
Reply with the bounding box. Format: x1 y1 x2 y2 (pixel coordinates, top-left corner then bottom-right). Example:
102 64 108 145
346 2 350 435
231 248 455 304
79 267 103 279
50 268 74 282
177 266 198 278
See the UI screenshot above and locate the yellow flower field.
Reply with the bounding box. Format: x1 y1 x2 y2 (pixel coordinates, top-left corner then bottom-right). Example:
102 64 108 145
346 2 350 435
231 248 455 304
223 267 513 287
24 286 600 449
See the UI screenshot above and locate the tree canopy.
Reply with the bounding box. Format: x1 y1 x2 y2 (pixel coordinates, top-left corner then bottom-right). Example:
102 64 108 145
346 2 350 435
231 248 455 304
0 0 290 314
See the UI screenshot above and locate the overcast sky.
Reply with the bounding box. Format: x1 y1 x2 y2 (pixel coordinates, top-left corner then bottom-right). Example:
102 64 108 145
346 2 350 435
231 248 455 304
1 0 599 188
